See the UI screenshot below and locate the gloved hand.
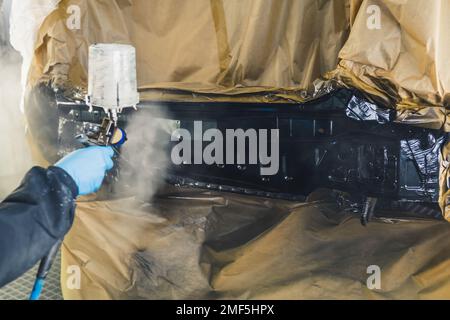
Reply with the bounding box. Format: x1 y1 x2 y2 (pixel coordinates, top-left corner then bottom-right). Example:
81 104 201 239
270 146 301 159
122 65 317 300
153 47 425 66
55 146 114 196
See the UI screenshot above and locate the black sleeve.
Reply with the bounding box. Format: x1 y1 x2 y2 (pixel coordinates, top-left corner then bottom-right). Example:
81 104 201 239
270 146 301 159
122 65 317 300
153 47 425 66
0 166 78 288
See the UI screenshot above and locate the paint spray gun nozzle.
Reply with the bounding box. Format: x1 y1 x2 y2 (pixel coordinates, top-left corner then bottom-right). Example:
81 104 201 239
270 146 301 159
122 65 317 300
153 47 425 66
76 117 127 147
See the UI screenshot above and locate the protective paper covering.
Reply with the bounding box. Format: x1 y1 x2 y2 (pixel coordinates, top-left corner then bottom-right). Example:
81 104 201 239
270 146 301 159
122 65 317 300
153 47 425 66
28 0 350 101
335 0 449 127
62 189 450 299
27 0 449 108
18 0 450 299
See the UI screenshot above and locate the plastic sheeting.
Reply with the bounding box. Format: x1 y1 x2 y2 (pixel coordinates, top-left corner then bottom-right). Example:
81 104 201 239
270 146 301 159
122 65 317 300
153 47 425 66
0 0 9 50
9 0 59 110
0 1 33 197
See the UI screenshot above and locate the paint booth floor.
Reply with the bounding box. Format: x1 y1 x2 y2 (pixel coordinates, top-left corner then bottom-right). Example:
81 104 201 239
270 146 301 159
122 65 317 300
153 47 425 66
0 251 63 300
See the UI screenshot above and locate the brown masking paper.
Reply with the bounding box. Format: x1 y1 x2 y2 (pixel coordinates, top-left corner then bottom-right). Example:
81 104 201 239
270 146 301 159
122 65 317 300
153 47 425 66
61 190 450 300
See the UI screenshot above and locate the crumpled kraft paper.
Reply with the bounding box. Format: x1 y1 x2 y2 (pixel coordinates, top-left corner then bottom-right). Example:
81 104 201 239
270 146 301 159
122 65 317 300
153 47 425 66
61 190 450 300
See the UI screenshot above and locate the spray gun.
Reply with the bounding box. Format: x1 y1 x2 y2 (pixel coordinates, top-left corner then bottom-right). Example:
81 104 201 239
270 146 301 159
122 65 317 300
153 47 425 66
30 43 139 300
79 43 139 148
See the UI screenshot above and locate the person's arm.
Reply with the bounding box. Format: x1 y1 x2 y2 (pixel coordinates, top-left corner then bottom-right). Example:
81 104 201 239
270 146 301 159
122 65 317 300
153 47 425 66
0 166 77 287
0 146 114 288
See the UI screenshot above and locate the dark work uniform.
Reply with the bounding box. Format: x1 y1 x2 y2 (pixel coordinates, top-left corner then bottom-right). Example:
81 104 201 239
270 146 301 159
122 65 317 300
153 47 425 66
0 167 77 287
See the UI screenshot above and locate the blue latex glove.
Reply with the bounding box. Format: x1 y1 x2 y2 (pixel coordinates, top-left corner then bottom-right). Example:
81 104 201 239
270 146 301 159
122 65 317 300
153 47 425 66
55 146 114 196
